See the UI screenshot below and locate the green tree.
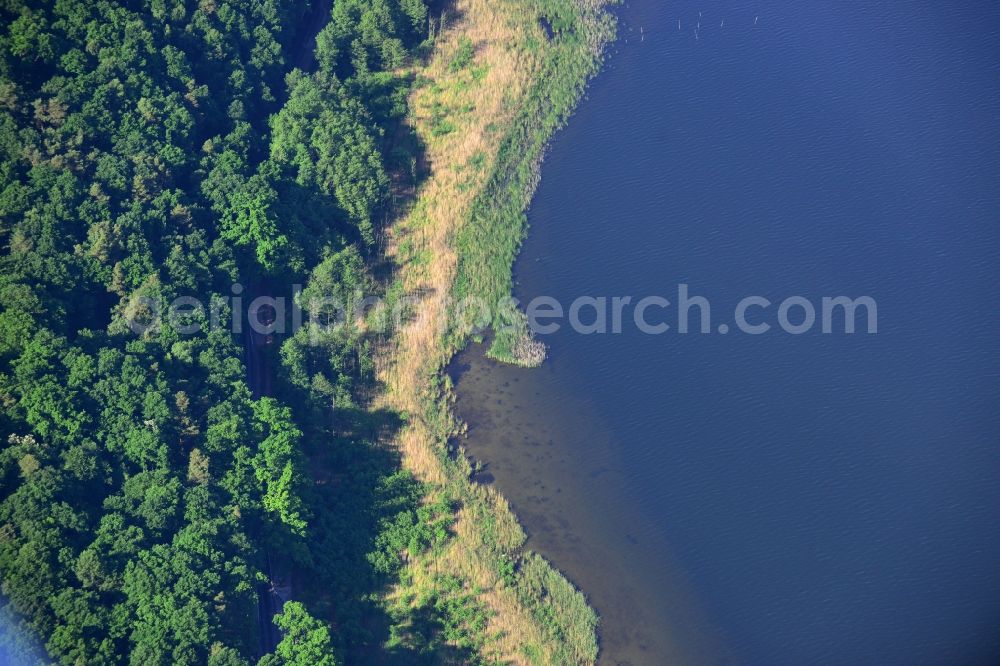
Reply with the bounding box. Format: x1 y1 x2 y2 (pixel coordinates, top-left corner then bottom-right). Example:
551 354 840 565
258 602 337 666
269 72 388 244
251 398 308 536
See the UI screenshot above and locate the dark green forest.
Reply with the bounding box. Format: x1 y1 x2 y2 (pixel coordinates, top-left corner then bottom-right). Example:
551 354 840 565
0 0 454 663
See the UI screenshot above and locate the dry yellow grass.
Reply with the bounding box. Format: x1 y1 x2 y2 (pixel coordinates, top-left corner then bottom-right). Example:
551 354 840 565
373 1 610 662
377 0 538 484
380 0 534 431
376 1 548 660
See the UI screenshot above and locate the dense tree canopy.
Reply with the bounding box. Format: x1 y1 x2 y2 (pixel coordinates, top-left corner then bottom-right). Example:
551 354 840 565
0 0 436 662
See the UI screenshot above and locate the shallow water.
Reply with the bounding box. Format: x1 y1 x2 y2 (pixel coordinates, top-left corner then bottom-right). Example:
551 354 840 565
453 1 1000 664
451 348 731 663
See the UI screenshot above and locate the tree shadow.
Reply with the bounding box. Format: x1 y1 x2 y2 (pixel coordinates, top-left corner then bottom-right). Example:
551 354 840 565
382 601 479 665
259 2 488 660
288 404 478 664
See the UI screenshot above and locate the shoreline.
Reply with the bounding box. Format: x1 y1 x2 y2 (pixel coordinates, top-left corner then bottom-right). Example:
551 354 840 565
374 0 616 661
449 339 732 665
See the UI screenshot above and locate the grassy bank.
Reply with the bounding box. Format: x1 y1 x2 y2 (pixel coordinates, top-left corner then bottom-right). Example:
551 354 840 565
376 0 615 662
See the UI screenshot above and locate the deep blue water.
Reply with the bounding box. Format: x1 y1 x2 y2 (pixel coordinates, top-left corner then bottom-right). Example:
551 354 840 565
509 1 1000 663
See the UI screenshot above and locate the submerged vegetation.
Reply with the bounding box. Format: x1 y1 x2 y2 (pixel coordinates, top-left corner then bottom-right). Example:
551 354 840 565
0 0 612 663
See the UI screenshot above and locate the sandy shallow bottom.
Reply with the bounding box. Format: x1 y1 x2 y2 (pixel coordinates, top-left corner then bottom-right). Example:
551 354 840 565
450 343 730 665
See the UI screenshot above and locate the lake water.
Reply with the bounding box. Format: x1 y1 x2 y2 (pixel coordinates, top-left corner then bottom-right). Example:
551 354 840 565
451 1 1000 663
